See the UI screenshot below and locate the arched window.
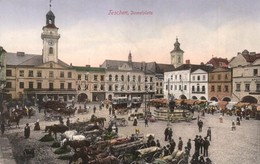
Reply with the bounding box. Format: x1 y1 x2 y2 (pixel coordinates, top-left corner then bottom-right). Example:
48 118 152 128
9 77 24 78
115 75 118 81
121 75 124 81
109 74 112 81
49 47 53 54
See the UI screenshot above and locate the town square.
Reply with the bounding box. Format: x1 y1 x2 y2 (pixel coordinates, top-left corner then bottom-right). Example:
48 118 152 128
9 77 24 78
0 0 260 164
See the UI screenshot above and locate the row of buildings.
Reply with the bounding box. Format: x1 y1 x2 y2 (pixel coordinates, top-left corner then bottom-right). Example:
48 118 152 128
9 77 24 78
0 8 259 105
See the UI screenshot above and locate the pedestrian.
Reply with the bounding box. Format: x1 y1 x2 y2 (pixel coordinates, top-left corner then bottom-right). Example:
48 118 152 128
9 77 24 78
1 122 5 135
219 115 223 123
66 117 70 127
207 127 211 141
194 135 199 153
178 137 183 151
231 120 236 131
168 127 173 141
164 127 169 141
187 139 192 156
34 119 40 131
59 116 64 124
24 123 30 139
199 136 204 155
28 107 32 119
145 117 148 127
109 106 112 115
156 139 161 148
169 139 176 153
198 120 203 132
203 137 210 157
93 106 96 113
133 116 138 126
236 117 240 126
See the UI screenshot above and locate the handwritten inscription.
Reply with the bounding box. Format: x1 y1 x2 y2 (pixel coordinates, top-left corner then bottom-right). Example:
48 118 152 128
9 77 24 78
108 10 153 16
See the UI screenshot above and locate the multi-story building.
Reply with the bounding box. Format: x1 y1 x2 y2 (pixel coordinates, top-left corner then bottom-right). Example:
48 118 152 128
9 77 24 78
0 47 7 111
229 50 260 103
208 67 232 101
164 63 212 100
73 66 106 102
5 8 77 103
101 52 174 100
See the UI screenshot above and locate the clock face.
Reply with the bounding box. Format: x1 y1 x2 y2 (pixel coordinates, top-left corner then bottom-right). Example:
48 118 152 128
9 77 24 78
48 40 54 45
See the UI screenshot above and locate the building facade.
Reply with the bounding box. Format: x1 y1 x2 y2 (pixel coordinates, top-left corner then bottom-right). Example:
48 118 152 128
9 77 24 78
229 50 260 103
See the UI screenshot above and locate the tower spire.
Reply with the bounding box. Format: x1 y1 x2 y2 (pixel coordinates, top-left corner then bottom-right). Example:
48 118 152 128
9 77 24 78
49 0 52 10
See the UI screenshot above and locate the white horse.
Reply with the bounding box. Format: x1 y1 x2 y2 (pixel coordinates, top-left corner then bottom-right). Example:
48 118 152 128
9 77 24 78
60 130 86 147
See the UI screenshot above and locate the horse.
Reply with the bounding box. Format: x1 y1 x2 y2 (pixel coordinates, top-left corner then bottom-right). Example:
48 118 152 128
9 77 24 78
64 139 91 151
45 124 69 139
90 115 106 126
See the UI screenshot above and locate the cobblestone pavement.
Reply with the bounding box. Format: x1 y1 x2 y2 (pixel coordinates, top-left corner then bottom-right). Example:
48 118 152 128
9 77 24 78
1 102 260 164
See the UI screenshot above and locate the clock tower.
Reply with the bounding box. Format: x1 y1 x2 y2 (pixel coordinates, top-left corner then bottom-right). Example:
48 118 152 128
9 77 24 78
41 8 60 63
170 38 184 68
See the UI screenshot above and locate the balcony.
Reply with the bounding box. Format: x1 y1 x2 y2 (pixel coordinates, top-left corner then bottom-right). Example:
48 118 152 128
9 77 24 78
249 90 260 95
192 91 205 94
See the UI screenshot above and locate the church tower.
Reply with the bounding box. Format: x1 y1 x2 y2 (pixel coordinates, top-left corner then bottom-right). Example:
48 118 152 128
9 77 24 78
170 38 184 68
41 3 60 63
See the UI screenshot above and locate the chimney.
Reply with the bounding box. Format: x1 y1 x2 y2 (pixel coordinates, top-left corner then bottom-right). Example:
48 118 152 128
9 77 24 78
185 60 190 64
85 65 90 67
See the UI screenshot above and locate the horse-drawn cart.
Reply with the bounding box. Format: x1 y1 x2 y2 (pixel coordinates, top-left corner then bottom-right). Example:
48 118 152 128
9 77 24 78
109 117 128 127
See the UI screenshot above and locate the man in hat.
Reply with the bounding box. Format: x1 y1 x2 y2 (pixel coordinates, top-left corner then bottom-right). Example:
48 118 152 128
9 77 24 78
207 127 211 141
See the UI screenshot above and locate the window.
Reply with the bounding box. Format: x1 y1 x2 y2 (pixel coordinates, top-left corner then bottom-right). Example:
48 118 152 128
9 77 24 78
94 75 98 81
197 76 200 81
156 82 158 86
202 86 205 92
132 85 135 91
179 85 182 91
150 77 153 82
224 74 228 80
49 71 54 78
150 85 153 90
19 82 24 88
170 85 173 90
145 77 147 82
192 86 195 92
115 75 118 81
29 82 33 89
197 86 200 92
60 83 64 89
133 75 135 82
253 69 258 76
202 75 206 80
100 85 104 91
160 89 163 94
37 71 42 77
28 70 33 77
121 75 124 81
128 85 130 90
256 84 260 92
68 83 72 89
109 85 112 91
6 70 12 76
179 75 182 80
217 74 221 80
224 85 229 92
160 82 162 86
49 83 54 90
170 75 173 80
245 84 250 92
109 75 112 81
115 85 118 91
192 76 195 81
37 82 42 89
121 85 125 91
85 74 88 80
68 72 72 78
78 74 81 80
60 71 64 78
94 85 98 91
100 75 104 81
138 85 141 91
6 82 12 88
184 85 187 90
236 84 241 91
49 47 53 54
211 85 215 92
178 56 181 63
138 75 141 82
217 85 221 92
128 75 130 82
175 85 177 90
19 70 24 77
166 85 168 90
175 75 177 80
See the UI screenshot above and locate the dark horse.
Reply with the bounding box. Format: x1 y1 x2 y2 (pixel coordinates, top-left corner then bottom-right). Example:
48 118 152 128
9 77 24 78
45 124 69 139
90 115 106 126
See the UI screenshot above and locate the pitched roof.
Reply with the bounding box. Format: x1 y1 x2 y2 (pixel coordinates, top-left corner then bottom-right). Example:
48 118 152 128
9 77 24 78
206 57 229 68
73 66 106 72
173 64 213 73
242 53 260 63
6 52 69 67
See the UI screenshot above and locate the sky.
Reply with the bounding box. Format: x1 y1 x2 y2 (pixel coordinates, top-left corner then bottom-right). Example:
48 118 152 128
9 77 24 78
0 0 260 67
